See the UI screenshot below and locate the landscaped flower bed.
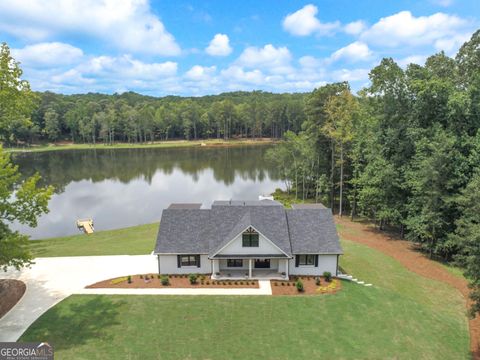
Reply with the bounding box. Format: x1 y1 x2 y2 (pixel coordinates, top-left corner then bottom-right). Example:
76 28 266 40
86 274 259 289
270 276 341 295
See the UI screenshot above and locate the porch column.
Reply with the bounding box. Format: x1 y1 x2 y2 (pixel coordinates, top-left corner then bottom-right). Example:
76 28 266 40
248 259 252 279
285 258 289 279
212 259 219 276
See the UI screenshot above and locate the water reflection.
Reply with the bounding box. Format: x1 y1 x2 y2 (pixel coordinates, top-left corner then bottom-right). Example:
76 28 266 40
11 146 282 239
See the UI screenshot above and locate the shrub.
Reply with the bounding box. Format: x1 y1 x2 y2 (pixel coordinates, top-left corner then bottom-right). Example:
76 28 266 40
201 281 204 285
323 271 332 282
234 281 238 285
315 277 321 286
200 275 205 281
239 281 243 285
161 275 169 286
110 276 128 285
157 274 161 279
274 282 278 286
189 273 198 285
281 282 285 286
127 275 132 284
206 281 210 285
296 279 304 292
140 275 143 279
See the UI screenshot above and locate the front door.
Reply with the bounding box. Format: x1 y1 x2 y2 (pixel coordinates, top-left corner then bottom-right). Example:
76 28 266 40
254 259 270 269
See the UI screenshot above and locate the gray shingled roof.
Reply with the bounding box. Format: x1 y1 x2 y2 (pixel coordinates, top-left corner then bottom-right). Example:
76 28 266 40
154 200 342 256
286 208 342 254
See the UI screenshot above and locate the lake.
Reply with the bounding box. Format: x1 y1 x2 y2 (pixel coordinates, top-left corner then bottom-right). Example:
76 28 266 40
11 145 283 239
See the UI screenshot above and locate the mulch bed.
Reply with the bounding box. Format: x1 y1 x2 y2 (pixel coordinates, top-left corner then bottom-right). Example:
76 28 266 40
271 276 341 296
86 274 259 289
335 216 480 360
0 279 26 319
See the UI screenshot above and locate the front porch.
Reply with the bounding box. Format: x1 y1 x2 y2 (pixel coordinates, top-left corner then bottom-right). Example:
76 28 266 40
211 257 290 280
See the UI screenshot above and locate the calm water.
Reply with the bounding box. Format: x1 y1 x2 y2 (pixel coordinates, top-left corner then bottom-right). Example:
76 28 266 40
11 145 283 239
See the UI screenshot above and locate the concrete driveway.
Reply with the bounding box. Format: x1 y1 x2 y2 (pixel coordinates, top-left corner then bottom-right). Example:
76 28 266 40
0 255 273 342
0 255 158 342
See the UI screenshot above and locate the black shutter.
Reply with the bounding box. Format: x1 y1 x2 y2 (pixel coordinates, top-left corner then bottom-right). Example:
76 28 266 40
314 255 319 267
196 255 201 268
295 255 299 267
177 255 181 268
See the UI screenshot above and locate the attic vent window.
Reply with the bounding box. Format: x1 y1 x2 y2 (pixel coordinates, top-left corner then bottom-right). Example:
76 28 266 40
242 227 259 247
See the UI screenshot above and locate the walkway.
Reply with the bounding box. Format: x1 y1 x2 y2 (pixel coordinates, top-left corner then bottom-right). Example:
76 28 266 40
0 255 272 342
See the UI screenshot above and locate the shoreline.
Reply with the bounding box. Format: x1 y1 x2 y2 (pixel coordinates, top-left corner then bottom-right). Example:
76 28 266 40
5 138 278 154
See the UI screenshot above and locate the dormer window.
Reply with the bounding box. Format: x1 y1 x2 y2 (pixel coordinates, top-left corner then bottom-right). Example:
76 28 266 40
242 227 259 247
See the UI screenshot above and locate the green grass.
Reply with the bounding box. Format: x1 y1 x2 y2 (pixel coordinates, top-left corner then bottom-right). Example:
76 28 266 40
29 223 158 257
21 238 469 359
6 138 276 153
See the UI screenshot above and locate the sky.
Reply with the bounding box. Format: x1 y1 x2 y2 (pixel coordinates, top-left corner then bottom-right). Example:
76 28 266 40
0 0 478 96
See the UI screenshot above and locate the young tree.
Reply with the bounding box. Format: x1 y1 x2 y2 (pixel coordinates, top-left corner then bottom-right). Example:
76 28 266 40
44 108 60 142
0 42 37 145
452 170 480 317
0 149 53 270
323 89 358 216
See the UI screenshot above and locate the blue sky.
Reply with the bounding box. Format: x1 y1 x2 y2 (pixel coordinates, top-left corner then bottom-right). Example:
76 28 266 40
0 0 478 96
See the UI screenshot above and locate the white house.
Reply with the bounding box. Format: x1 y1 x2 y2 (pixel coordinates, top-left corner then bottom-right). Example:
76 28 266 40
153 200 342 280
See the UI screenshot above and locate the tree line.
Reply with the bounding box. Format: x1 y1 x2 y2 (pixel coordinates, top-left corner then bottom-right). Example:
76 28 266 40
268 30 480 316
0 57 307 146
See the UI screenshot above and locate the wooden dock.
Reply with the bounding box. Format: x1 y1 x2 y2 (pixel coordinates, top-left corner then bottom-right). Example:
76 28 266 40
77 219 94 234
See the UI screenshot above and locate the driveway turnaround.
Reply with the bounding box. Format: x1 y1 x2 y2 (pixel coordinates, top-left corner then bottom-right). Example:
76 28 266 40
0 255 272 342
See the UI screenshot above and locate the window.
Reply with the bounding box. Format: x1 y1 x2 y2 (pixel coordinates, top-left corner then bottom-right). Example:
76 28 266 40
298 255 315 266
242 228 259 247
178 255 200 267
227 259 243 267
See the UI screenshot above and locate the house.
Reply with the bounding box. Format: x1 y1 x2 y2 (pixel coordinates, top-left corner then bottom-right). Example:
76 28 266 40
153 200 342 280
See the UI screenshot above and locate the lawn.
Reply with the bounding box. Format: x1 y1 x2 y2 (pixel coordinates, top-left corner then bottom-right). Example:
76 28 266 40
29 223 158 257
20 239 470 359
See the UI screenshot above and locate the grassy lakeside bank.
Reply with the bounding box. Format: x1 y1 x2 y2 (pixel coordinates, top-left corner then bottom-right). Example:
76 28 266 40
5 138 277 153
20 238 470 359
29 223 158 258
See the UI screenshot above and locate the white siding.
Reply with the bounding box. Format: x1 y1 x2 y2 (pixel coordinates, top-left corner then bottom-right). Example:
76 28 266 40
288 255 338 276
157 255 211 274
217 231 284 256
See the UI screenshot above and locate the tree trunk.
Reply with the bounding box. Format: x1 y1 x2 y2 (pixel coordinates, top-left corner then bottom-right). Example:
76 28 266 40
339 143 344 217
330 141 335 211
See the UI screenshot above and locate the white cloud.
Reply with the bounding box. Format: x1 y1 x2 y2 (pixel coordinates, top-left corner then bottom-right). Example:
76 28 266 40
236 44 292 74
79 55 178 79
0 0 180 56
434 33 471 53
331 68 370 82
299 56 323 68
360 11 470 48
205 34 232 56
282 4 340 36
397 55 428 68
220 66 264 85
185 65 216 81
12 42 83 67
330 41 373 62
344 20 367 35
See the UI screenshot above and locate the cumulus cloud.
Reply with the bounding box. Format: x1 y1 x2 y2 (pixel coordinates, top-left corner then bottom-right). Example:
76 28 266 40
205 34 232 56
185 65 217 80
397 55 428 68
12 42 83 67
0 0 181 56
282 4 340 36
330 41 373 62
344 20 367 35
360 11 471 49
331 68 370 82
236 44 293 74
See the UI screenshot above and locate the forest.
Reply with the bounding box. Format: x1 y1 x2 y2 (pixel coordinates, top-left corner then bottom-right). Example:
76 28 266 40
268 30 480 316
1 74 307 146
1 29 480 315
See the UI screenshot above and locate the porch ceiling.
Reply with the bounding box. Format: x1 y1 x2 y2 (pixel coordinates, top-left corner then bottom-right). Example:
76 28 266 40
211 254 290 259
